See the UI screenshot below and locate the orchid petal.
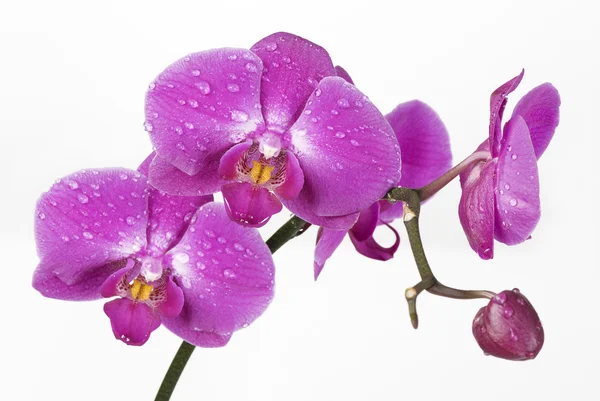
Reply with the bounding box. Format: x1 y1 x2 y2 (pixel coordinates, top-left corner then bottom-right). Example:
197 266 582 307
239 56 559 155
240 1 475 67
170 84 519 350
145 48 265 176
288 77 401 216
157 277 185 319
148 154 226 196
458 160 496 259
490 70 524 157
314 228 347 280
222 182 282 228
282 198 360 229
349 223 400 261
378 200 404 224
162 203 274 346
494 116 540 245
138 153 214 254
218 140 253 180
386 100 452 189
349 202 379 242
251 32 336 132
335 65 354 84
34 169 148 286
273 151 304 200
511 83 560 159
104 298 161 346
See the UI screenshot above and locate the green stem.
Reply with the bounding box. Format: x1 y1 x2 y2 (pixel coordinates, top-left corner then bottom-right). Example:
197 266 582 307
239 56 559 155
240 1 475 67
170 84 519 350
154 215 308 401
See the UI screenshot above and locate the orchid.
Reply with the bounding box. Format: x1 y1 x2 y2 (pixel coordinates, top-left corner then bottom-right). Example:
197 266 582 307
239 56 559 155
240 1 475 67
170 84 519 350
458 70 560 259
33 154 275 346
472 289 544 361
144 32 401 228
314 100 452 279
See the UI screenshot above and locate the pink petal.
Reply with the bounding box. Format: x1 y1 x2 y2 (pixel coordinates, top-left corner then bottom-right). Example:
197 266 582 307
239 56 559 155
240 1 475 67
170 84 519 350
161 203 275 346
218 140 253 180
148 154 226 196
251 32 336 131
282 197 360 229
34 169 148 286
287 77 401 216
511 83 560 159
349 202 379 242
489 70 524 157
221 182 283 228
335 65 354 84
349 223 400 261
272 151 304 200
157 277 185 319
145 48 265 176
314 227 347 280
494 116 540 245
33 259 130 301
386 100 452 189
458 160 496 260
103 298 161 346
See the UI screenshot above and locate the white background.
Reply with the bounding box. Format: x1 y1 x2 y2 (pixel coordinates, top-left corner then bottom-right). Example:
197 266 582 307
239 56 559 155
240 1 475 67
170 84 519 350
1 0 598 400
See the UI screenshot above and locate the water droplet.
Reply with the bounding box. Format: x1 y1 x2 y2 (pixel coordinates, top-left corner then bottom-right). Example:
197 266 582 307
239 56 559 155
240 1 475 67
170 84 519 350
511 154 518 160
499 189 504 195
282 56 291 64
191 69 201 76
330 109 339 115
37 211 46 219
202 240 212 250
67 180 79 190
509 328 519 342
517 297 525 305
503 305 515 318
337 98 350 108
509 198 518 207
196 81 211 95
504 184 510 190
480 325 487 334
189 99 198 108
495 292 507 304
78 194 89 204
126 216 136 226
265 42 278 51
304 109 312 115
217 237 227 244
148 82 156 90
223 269 236 279
335 132 346 139
315 88 322 97
61 235 70 242
335 162 343 170
227 54 238 61
227 83 240 93
350 139 360 146
176 142 186 151
196 261 206 270
144 122 153 132
185 122 195 130
175 253 190 263
83 231 94 240
233 243 244 251
245 62 258 73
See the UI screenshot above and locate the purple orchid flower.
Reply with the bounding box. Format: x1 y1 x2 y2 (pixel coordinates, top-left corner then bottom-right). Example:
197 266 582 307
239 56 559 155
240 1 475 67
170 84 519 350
314 100 453 279
33 155 275 347
459 70 560 259
472 289 544 361
144 32 401 229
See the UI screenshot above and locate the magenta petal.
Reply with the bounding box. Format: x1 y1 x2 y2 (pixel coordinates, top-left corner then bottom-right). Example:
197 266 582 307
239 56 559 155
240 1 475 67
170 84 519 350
145 48 265 175
314 228 347 280
349 223 400 261
157 277 185 319
273 151 304 200
162 203 275 346
489 70 524 157
100 261 135 298
282 197 360 229
33 259 130 301
34 169 148 285
148 154 226 196
222 182 282 228
458 160 496 259
386 100 452 189
350 203 379 242
218 140 253 180
251 32 336 131
104 298 161 346
288 77 401 216
378 200 404 224
511 83 560 159
335 65 354 84
494 116 540 245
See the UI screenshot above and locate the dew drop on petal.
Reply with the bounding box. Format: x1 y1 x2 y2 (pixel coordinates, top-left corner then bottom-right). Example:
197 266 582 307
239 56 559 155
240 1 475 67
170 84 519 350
78 194 89 204
83 231 94 240
503 305 514 318
233 243 244 251
191 70 201 76
227 83 240 93
144 122 153 132
231 110 249 122
265 42 278 51
175 253 190 263
37 212 46 219
335 132 346 139
337 98 350 108
509 198 518 207
196 81 211 95
509 328 519 342
126 216 136 226
350 139 360 146
223 269 236 279
511 154 518 160
245 62 258 73
67 180 79 190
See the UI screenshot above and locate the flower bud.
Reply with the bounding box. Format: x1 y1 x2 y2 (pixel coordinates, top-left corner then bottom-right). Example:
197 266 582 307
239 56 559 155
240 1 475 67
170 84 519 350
472 289 544 361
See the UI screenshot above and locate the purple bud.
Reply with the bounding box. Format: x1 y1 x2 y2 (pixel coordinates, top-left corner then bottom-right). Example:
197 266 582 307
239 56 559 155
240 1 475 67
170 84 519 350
472 289 544 361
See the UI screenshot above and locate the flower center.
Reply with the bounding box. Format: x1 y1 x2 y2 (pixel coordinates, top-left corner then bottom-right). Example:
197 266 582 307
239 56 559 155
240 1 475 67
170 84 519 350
130 279 153 301
250 161 274 185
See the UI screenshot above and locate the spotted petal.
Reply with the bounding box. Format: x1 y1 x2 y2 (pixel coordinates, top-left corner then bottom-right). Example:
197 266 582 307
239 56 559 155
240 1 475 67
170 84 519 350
145 48 265 176
489 70 524 157
386 100 452 189
494 116 540 245
459 160 496 259
162 203 274 347
287 77 401 217
251 32 336 132
34 169 148 289
511 83 560 159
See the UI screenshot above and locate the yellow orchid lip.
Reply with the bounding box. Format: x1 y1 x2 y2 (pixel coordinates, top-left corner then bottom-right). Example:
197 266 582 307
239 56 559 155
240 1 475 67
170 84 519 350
130 279 153 301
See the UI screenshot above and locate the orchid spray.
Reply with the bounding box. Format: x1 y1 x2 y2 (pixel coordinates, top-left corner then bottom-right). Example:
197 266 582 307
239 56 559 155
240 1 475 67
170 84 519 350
33 32 559 400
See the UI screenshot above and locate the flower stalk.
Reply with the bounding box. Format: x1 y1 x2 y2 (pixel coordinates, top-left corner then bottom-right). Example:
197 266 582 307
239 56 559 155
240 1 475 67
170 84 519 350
155 214 308 401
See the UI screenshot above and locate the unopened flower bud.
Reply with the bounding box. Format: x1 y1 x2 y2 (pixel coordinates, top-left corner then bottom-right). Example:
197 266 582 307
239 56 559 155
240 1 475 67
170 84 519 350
472 289 544 361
